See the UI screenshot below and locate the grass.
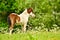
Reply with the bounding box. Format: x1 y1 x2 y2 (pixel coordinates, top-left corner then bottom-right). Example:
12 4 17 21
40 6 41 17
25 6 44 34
0 31 60 40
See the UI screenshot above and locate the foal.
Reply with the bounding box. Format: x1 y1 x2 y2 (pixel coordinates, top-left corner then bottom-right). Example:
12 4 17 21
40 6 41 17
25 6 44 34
7 8 35 34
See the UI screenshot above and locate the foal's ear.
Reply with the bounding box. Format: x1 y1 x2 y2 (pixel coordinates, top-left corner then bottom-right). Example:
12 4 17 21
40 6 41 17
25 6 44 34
27 8 33 14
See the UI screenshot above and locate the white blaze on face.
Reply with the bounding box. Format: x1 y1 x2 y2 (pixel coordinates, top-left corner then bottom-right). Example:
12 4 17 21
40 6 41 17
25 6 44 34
30 12 35 17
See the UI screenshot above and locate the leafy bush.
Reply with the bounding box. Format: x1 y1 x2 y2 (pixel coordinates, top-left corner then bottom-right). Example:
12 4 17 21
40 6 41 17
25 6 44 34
0 0 60 32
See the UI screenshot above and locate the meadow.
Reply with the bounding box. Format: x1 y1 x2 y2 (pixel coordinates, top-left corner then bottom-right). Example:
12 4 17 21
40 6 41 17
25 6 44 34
0 0 60 40
0 31 60 40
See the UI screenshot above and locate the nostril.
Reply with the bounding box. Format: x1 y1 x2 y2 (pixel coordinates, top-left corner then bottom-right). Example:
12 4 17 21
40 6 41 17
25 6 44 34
35 16 36 18
34 15 35 17
33 14 35 16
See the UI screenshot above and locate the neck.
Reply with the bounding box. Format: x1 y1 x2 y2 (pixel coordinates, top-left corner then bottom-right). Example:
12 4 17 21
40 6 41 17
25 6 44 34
19 9 30 18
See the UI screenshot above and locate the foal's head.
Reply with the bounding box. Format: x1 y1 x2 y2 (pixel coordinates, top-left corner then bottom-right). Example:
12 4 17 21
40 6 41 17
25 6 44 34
23 8 35 17
27 8 35 17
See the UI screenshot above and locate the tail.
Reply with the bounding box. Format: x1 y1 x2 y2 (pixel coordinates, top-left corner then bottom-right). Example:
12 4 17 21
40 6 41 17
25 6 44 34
7 17 11 26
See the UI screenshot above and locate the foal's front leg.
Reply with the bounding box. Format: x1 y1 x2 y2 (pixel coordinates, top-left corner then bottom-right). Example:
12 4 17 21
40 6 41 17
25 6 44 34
22 23 27 32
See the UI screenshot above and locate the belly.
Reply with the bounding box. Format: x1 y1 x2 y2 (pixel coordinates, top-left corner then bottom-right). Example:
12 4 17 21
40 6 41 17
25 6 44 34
15 21 23 26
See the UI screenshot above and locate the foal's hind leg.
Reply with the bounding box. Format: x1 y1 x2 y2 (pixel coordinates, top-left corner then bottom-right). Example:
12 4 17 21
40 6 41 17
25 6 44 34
9 21 14 34
9 24 14 34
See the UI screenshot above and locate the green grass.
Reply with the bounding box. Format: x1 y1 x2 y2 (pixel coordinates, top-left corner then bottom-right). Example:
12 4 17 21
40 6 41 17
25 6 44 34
0 31 60 40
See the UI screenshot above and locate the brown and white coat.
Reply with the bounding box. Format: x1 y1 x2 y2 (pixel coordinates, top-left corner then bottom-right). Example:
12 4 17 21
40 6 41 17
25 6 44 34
7 8 35 34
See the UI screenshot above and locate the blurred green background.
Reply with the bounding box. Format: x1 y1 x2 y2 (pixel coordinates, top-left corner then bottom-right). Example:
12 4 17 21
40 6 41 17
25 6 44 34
0 0 60 32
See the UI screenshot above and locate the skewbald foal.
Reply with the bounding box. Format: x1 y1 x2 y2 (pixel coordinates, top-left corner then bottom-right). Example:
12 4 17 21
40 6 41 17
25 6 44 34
7 8 35 34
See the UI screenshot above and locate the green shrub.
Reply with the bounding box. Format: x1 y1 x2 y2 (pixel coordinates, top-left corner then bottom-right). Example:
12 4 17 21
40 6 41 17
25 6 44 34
0 0 60 31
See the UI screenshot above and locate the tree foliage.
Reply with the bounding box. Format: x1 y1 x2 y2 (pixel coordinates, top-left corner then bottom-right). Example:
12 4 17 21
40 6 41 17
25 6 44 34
0 0 60 31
